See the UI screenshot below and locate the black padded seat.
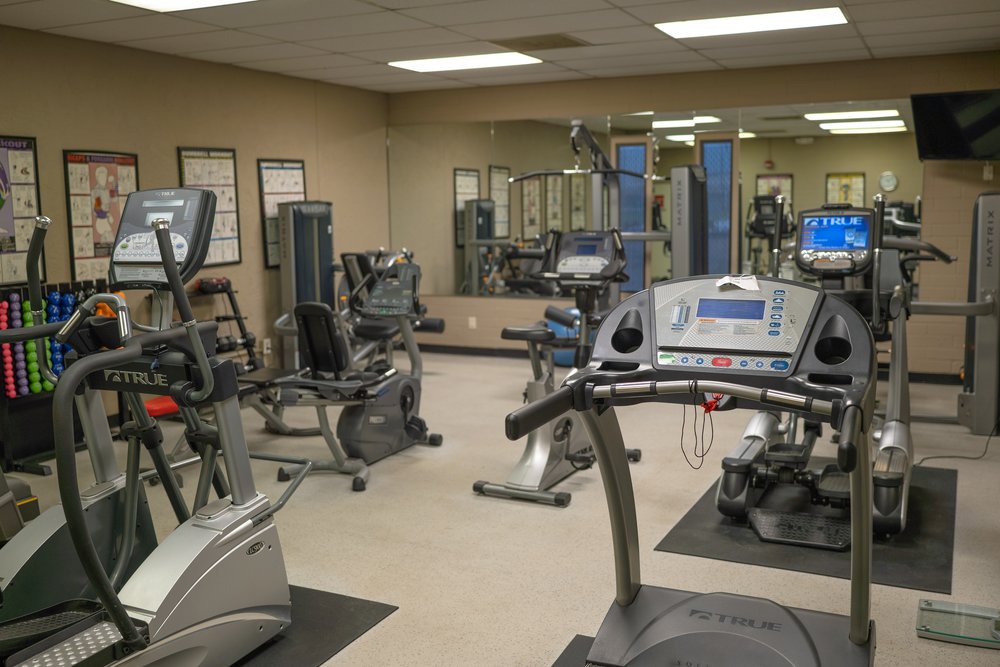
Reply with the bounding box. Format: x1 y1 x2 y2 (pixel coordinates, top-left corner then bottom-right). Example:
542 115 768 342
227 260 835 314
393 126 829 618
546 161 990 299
354 318 400 341
239 367 301 386
502 324 555 342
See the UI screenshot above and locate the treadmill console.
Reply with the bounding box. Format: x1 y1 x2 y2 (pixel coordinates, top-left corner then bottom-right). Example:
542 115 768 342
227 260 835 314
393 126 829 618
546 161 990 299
536 230 626 285
796 207 873 276
360 263 421 318
109 188 215 289
653 279 820 374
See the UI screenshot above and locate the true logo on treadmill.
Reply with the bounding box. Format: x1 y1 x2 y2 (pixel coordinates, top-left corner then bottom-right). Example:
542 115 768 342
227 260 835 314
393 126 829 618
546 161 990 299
246 541 265 555
688 608 783 632
103 369 168 387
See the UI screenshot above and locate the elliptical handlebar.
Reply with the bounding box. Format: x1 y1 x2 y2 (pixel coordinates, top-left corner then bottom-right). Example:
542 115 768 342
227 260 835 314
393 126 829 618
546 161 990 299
883 236 956 264
871 194 886 331
771 196 785 277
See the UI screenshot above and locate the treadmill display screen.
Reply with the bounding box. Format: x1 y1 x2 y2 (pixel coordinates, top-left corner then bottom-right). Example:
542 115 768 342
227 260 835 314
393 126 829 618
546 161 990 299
696 298 766 320
576 243 598 255
800 215 870 251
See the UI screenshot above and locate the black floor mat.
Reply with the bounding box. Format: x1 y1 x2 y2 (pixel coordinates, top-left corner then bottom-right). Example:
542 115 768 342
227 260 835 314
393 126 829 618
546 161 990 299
236 585 396 667
654 461 957 593
552 635 595 667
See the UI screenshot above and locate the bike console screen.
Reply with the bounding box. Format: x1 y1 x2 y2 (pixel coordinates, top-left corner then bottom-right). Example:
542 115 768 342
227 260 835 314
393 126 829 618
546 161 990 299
796 208 873 276
109 188 215 289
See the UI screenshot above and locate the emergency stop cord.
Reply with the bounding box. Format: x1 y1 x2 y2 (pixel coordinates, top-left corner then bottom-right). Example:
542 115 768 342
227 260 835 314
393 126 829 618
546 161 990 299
680 393 721 469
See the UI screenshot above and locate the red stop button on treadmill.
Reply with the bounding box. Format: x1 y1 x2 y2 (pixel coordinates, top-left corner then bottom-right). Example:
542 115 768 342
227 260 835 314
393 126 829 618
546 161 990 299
711 357 732 367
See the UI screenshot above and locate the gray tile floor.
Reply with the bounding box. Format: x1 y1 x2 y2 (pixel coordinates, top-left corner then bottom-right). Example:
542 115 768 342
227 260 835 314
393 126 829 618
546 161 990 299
16 353 1000 666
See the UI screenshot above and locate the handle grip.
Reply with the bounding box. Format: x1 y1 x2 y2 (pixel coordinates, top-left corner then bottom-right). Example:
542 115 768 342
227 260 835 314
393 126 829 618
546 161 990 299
836 405 861 472
505 385 574 440
413 317 445 333
544 306 578 328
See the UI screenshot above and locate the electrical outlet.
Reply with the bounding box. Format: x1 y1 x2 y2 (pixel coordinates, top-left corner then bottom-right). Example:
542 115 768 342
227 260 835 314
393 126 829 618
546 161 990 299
468 316 477 330
263 338 272 355
985 164 995 182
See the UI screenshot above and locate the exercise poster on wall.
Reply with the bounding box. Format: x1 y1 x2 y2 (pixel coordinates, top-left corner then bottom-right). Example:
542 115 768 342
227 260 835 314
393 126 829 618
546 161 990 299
488 165 510 239
826 172 865 208
179 147 241 266
0 136 43 285
545 174 563 232
570 174 586 230
64 149 138 282
756 173 793 203
453 167 479 248
258 158 305 269
521 176 541 240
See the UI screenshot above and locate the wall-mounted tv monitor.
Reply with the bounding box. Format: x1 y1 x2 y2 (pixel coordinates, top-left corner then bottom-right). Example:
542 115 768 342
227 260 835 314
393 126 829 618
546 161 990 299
911 89 1000 160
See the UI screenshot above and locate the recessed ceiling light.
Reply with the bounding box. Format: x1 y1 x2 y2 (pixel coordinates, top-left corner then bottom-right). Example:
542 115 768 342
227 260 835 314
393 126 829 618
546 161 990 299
684 141 695 147
804 109 899 121
819 120 906 130
739 132 757 139
665 134 696 142
109 0 259 10
626 111 655 116
389 52 541 73
652 116 721 129
828 127 908 134
656 7 847 39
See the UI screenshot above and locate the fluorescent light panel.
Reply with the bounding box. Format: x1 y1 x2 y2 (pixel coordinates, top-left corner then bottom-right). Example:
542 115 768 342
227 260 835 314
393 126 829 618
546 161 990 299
652 116 720 129
389 52 540 73
828 127 908 134
804 109 899 121
739 132 756 139
109 0 258 10
666 134 696 142
656 7 847 39
626 111 655 116
819 120 905 130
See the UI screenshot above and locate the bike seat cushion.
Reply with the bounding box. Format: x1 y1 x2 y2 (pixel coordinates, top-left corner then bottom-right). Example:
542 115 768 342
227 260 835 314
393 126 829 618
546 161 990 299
239 367 301 386
354 318 401 341
501 325 555 342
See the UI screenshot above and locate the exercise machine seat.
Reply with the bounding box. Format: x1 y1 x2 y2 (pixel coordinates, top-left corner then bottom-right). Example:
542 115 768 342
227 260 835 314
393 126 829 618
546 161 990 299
353 318 400 341
294 302 352 379
239 367 302 386
501 325 555 342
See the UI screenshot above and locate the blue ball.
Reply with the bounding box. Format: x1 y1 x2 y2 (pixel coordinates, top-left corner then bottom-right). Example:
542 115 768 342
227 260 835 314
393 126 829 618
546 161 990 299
50 352 62 364
52 364 64 374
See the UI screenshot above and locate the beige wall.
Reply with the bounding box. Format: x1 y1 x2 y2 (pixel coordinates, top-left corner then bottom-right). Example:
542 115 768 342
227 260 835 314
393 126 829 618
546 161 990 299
1 25 390 366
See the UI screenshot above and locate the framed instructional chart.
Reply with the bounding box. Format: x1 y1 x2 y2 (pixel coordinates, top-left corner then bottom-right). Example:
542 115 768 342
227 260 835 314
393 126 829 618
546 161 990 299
756 173 793 202
64 149 138 282
258 159 305 269
178 147 241 266
0 136 43 285
569 174 586 230
488 165 510 239
521 176 542 240
545 174 563 231
826 172 865 208
453 167 479 248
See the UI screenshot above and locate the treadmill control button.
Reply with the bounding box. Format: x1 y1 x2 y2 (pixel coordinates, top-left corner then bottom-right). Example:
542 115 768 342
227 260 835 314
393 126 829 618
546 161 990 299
771 314 782 320
712 357 732 367
774 289 786 295
755 361 765 368
770 360 790 371
768 330 781 336
769 322 781 328
739 360 749 368
773 297 785 304
695 358 705 365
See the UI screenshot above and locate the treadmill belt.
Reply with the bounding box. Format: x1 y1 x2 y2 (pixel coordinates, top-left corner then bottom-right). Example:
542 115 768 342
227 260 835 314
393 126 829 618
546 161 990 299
235 586 396 667
654 460 957 594
551 635 595 667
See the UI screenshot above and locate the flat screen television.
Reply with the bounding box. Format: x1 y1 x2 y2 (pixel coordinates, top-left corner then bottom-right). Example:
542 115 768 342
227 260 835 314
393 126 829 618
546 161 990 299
911 89 1000 160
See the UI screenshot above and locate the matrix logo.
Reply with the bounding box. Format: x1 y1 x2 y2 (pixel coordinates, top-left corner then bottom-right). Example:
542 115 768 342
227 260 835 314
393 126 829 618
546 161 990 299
103 369 168 387
246 541 265 556
986 208 994 269
688 608 783 632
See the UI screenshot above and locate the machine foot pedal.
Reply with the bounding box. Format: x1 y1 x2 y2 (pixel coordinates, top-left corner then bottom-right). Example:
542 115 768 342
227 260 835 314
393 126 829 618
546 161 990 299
817 466 851 500
748 508 851 551
0 600 103 659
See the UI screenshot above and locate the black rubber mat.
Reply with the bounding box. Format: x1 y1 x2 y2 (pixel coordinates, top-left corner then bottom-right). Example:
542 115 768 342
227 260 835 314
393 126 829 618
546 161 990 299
236 585 396 667
551 635 595 667
655 461 957 594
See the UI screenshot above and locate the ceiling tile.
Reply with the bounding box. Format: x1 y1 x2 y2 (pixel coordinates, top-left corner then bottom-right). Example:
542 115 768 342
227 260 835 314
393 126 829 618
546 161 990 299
351 40 500 63
715 49 872 69
367 0 472 8
566 25 668 45
555 50 710 71
323 71 445 85
399 0 610 25
188 42 329 64
869 40 1000 58
289 63 402 79
301 27 470 53
698 37 867 60
675 24 857 49
846 0 1000 22
0 0 148 29
578 60 722 77
176 0 376 28
452 9 641 41
118 29 276 54
624 0 833 24
528 40 689 60
864 25 1000 48
359 79 469 92
607 0 689 6
442 62 569 79
446 69 592 86
856 11 1000 36
241 53 373 72
46 14 217 42
242 11 430 41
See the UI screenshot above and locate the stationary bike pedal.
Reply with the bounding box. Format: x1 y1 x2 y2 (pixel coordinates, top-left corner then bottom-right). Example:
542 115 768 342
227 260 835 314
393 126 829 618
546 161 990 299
565 451 596 467
405 415 428 440
626 448 642 462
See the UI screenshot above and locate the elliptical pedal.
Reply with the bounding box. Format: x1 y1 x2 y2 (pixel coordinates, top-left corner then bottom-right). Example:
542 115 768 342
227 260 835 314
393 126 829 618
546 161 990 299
0 600 104 659
10 620 123 667
748 508 851 551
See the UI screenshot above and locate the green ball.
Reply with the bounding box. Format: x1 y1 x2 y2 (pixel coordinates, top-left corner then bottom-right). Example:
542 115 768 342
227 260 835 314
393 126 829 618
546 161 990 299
22 315 32 325
26 351 37 363
25 341 36 352
26 361 38 373
29 382 41 394
41 380 54 392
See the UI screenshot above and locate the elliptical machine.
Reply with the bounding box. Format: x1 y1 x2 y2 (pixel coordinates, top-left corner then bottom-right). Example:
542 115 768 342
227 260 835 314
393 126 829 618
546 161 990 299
746 194 795 275
474 229 639 507
0 188 311 666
